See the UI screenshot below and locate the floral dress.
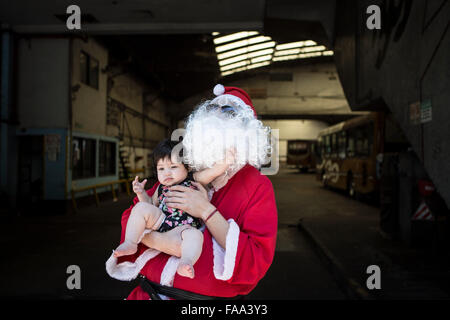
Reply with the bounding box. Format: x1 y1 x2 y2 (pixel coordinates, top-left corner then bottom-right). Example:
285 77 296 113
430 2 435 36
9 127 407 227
156 173 203 232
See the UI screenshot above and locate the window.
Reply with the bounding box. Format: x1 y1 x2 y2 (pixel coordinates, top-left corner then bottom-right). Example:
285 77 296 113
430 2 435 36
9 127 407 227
338 131 346 159
99 141 116 176
89 57 99 89
80 52 88 84
80 51 99 89
288 141 308 155
331 134 337 157
367 122 374 155
355 123 374 156
317 137 324 158
347 129 355 157
72 137 96 179
313 141 322 161
325 135 331 155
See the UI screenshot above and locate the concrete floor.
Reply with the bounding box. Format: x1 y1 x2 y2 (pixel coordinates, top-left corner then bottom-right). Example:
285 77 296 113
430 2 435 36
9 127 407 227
3 167 445 299
273 168 450 299
247 168 347 299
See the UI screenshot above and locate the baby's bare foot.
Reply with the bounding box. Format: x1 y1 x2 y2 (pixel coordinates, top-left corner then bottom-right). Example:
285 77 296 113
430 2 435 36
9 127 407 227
177 261 195 279
113 241 138 258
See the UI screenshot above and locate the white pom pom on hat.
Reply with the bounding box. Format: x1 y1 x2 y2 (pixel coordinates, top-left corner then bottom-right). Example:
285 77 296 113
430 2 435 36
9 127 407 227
211 84 257 117
213 84 225 96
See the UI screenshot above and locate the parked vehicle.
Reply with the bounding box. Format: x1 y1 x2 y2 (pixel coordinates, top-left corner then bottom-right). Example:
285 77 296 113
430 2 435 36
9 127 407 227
287 139 316 173
315 112 384 197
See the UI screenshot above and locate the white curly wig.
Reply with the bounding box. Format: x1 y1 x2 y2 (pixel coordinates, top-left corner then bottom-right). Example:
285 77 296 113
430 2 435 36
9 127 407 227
181 99 272 174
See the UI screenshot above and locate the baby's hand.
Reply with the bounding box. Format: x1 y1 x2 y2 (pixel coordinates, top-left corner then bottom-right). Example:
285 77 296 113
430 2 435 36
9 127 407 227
224 147 236 165
132 176 147 195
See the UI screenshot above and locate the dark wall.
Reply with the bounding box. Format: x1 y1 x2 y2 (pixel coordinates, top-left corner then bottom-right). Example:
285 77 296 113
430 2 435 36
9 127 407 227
333 0 450 207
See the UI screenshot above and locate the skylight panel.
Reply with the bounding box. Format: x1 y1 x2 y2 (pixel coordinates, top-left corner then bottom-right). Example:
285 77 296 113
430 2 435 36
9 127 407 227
213 31 259 45
215 36 272 53
275 40 317 50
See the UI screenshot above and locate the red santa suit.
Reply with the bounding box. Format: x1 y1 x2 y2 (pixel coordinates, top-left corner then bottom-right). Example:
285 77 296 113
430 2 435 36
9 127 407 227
106 164 278 299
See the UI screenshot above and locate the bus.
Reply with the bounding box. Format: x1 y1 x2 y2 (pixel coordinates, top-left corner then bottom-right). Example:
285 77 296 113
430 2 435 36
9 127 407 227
287 140 316 173
315 112 384 197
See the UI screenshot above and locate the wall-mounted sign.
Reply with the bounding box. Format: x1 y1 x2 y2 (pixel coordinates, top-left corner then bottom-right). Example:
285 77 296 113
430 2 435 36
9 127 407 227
45 134 61 161
420 100 432 123
409 101 420 125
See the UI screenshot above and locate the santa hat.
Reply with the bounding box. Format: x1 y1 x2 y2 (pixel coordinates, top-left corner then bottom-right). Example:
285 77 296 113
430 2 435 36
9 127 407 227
211 84 257 118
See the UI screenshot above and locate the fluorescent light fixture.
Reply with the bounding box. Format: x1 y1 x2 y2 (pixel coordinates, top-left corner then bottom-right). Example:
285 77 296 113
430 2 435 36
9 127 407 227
220 60 248 71
275 40 316 50
221 66 247 76
273 48 330 61
213 31 259 45
251 54 272 63
212 32 220 36
272 52 319 61
272 55 298 62
219 55 248 67
298 52 323 59
217 47 248 60
300 45 326 53
221 61 270 77
246 61 270 70
274 48 300 56
217 36 330 77
217 41 276 60
274 46 326 57
215 36 272 53
247 48 274 58
218 49 274 67
247 41 276 52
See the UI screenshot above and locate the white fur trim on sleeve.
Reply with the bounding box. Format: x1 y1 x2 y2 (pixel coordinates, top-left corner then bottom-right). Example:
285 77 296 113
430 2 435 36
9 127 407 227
105 247 161 281
106 230 160 281
160 255 180 287
212 219 240 281
106 228 182 290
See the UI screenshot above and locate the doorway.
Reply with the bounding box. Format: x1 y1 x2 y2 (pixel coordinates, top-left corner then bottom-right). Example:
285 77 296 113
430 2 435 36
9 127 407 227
17 135 44 214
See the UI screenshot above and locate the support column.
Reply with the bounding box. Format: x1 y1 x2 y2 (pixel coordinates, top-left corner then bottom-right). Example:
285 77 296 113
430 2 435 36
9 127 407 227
0 29 12 193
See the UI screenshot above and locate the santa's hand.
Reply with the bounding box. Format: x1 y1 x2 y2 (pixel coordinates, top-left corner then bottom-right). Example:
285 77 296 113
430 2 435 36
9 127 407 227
165 182 214 220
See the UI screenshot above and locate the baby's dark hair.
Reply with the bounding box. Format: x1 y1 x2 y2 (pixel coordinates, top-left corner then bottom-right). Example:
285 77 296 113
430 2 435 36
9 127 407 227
152 138 189 172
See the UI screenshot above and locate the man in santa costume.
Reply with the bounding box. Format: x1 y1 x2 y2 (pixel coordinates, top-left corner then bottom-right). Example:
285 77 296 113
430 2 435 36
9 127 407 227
106 84 278 300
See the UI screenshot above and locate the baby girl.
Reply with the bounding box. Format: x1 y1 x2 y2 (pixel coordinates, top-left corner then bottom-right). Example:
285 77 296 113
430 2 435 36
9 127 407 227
113 138 233 279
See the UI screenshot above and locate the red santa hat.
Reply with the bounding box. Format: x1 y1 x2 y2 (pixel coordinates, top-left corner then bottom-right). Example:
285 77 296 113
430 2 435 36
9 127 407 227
211 84 257 118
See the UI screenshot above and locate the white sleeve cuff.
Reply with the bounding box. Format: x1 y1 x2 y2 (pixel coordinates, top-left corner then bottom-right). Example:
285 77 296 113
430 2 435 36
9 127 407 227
212 219 240 281
105 248 160 281
106 230 158 281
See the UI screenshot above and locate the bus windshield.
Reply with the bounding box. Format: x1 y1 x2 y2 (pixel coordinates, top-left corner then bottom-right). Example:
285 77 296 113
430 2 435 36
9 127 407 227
288 141 308 155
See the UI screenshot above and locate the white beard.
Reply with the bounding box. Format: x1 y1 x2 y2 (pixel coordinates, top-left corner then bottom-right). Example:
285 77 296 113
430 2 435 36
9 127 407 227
182 100 271 172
